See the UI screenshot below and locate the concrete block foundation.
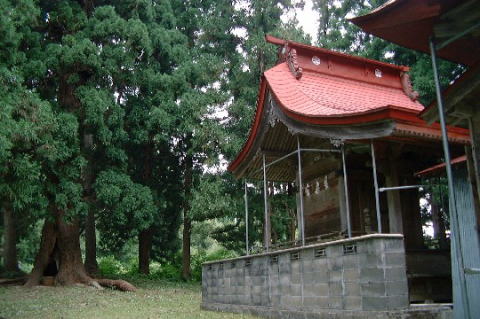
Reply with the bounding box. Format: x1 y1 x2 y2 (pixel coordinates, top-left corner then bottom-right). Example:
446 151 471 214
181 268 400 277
201 234 451 318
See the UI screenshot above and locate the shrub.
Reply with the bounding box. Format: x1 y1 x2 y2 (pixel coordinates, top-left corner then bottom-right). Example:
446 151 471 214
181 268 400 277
98 256 125 276
190 248 237 281
151 263 181 281
124 257 139 275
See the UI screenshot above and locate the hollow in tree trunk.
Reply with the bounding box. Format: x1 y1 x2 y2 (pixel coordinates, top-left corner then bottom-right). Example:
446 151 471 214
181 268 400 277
25 211 136 291
25 212 92 287
3 204 20 273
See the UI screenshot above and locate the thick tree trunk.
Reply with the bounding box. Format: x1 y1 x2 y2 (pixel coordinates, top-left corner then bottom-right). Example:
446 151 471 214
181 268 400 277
25 213 91 287
55 215 91 285
82 133 98 275
138 142 154 275
181 150 193 281
25 213 135 290
3 204 20 273
138 226 154 275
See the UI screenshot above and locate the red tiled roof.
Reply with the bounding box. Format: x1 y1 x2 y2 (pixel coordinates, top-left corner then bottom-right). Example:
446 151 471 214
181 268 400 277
227 36 471 175
265 63 423 119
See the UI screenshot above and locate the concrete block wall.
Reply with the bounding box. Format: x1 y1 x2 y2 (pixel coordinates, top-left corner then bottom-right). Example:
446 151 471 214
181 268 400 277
202 234 409 313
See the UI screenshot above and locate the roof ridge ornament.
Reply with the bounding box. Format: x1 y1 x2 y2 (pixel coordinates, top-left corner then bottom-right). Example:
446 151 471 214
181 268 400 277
286 47 303 80
400 72 419 101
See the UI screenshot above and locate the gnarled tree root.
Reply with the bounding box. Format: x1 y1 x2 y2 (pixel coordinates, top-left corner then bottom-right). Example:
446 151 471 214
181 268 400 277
95 279 137 292
22 275 136 292
0 277 27 286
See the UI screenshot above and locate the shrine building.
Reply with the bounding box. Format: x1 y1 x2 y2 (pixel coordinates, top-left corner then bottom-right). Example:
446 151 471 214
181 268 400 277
201 35 471 318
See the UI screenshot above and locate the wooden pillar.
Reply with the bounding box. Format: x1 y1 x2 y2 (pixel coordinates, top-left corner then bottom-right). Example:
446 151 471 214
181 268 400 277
338 177 348 234
385 160 404 234
401 173 424 249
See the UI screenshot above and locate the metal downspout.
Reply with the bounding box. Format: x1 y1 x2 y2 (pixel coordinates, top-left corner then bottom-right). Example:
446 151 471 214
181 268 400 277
430 38 471 318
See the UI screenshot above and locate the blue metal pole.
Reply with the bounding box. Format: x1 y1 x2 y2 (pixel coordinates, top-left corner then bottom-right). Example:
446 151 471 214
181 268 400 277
430 38 470 319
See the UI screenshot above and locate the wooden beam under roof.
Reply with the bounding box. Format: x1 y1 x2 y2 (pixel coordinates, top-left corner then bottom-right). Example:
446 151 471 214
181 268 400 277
422 63 480 126
434 0 480 48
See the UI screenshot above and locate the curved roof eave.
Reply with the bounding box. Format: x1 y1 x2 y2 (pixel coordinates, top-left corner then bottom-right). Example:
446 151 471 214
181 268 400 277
227 81 435 176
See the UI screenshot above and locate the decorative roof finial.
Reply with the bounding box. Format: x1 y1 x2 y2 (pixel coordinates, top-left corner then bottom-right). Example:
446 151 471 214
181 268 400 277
286 48 303 80
400 72 419 101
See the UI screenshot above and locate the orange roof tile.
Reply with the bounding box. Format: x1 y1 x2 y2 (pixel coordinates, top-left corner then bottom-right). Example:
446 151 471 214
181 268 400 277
265 63 423 118
227 36 470 175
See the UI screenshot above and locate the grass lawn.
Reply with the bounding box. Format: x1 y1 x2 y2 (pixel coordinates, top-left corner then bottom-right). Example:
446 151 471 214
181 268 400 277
0 278 258 319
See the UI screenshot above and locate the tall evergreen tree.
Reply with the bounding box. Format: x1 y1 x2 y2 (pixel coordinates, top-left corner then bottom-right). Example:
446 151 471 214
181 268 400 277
0 0 57 275
169 0 229 281
0 0 176 288
203 0 309 253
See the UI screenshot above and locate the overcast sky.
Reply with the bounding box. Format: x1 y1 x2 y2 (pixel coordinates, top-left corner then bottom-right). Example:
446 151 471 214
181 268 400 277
295 0 319 43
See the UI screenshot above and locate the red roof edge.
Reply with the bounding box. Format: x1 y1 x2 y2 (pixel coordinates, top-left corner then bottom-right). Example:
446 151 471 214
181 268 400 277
415 155 467 176
348 0 405 25
265 34 410 72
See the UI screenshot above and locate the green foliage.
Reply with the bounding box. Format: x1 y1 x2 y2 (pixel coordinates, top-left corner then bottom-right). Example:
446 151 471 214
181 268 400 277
95 170 156 253
190 248 237 282
3 0 458 281
98 246 236 282
152 263 182 281
98 256 126 277
17 220 43 265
